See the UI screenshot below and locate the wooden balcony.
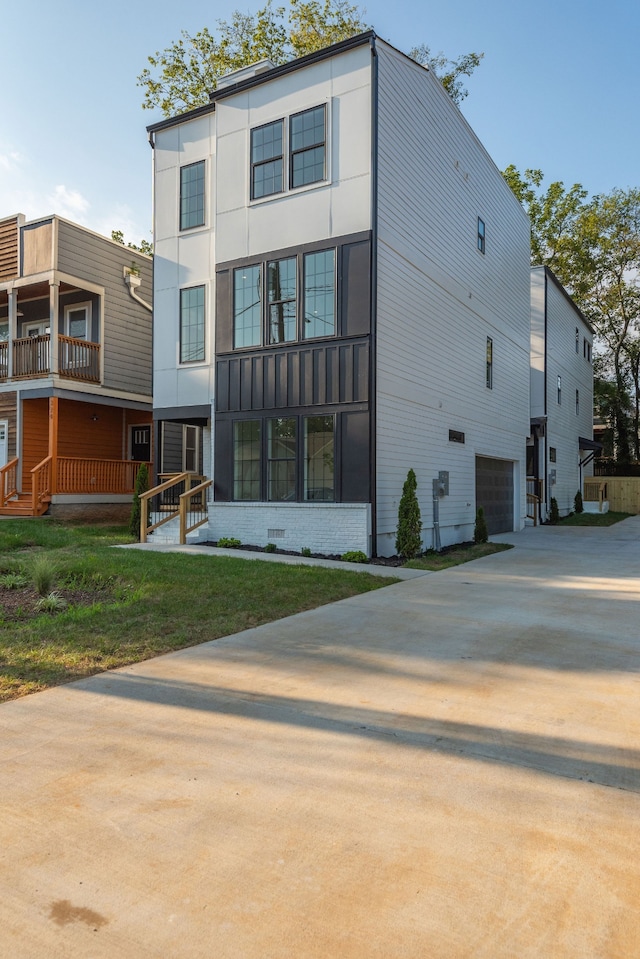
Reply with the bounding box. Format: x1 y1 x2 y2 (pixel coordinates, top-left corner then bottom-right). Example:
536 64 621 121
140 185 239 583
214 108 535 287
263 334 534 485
0 334 100 383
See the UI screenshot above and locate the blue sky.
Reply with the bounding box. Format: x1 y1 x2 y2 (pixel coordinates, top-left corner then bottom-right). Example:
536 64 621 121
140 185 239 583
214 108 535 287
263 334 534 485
2 0 638 244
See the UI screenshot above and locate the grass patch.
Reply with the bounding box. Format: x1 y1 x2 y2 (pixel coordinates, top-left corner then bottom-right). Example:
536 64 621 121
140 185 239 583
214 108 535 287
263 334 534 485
404 541 512 571
0 520 397 703
559 511 632 527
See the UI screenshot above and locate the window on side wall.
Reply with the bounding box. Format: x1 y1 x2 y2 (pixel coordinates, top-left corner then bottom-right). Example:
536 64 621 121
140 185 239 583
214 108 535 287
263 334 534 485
557 375 562 404
251 120 284 200
486 336 493 389
233 265 262 348
290 105 326 189
575 327 579 353
477 217 486 254
180 161 205 230
576 389 580 415
303 249 335 339
180 286 205 363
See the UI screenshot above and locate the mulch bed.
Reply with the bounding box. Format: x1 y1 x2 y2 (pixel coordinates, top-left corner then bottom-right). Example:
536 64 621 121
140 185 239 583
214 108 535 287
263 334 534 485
203 541 405 567
0 586 107 622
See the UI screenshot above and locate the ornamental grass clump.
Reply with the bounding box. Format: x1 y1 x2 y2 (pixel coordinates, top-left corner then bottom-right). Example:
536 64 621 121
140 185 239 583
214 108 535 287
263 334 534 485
395 468 422 559
31 555 57 597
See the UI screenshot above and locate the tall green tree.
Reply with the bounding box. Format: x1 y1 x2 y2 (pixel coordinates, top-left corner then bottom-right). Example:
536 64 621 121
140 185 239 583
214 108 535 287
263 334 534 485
138 1 483 117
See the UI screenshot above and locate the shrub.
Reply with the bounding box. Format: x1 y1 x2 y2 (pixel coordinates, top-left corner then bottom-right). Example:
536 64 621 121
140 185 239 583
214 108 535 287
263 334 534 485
574 490 583 514
129 463 150 540
395 468 422 559
301 547 312 557
550 497 560 525
217 537 242 548
341 550 368 564
474 507 488 544
31 555 57 597
264 543 277 553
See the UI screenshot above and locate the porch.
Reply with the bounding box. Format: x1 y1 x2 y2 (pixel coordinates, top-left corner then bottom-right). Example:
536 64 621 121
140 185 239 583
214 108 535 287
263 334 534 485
0 334 100 383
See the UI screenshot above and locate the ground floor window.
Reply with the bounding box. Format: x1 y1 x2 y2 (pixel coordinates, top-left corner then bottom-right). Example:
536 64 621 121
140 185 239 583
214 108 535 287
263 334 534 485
233 413 335 503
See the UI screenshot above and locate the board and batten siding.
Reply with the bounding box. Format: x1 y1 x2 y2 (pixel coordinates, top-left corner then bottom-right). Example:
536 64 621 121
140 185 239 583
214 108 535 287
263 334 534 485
374 42 531 552
56 219 152 397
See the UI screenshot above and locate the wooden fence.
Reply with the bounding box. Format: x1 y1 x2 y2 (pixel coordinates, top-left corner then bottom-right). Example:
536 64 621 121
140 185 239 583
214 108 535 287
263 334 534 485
593 476 640 514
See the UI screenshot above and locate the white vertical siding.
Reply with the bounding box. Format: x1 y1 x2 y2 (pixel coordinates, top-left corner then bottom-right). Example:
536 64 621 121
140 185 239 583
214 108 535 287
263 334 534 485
374 42 531 552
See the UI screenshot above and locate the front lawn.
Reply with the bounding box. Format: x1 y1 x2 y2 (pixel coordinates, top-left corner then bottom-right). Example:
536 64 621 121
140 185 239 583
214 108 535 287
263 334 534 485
404 541 512 570
559 511 632 527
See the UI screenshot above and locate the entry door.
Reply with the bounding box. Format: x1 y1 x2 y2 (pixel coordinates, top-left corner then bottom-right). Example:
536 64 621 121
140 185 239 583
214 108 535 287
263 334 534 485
131 425 151 462
0 421 7 469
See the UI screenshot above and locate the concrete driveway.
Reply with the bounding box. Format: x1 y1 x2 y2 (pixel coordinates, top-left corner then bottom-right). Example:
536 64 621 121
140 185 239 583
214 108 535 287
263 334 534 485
1 520 639 958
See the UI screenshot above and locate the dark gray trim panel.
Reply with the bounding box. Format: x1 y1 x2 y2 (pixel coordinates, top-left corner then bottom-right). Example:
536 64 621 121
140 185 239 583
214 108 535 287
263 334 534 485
153 405 210 422
20 387 151 412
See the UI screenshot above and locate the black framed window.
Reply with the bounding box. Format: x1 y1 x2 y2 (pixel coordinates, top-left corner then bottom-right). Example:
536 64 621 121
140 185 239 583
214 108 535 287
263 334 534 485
233 420 261 500
267 418 296 501
557 375 562 404
549 447 557 463
251 120 284 199
576 389 580 415
486 336 493 389
575 327 579 353
179 286 205 363
303 249 335 339
477 217 486 254
233 265 262 348
304 416 334 501
267 257 297 344
180 161 205 230
290 105 326 189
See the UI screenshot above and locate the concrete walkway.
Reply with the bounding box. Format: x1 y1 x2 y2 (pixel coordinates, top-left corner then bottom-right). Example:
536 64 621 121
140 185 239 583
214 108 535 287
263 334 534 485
2 519 640 958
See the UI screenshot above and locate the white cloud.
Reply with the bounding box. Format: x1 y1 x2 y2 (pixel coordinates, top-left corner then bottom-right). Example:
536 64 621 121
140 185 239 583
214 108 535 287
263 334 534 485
0 151 23 172
48 184 90 221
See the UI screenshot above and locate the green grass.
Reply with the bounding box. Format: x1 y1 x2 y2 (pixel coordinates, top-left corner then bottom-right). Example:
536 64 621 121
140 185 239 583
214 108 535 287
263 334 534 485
559 510 632 527
0 521 397 703
404 541 512 570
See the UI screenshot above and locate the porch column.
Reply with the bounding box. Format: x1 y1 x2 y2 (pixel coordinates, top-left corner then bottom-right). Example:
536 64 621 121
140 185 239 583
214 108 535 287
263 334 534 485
48 397 59 494
49 280 60 374
7 289 16 379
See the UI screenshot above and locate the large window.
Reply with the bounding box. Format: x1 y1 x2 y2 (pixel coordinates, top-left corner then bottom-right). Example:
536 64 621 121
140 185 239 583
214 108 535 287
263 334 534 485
267 258 296 344
234 265 262 348
290 106 326 189
232 414 335 502
251 120 284 200
303 250 335 339
180 161 205 230
180 286 205 363
234 420 261 500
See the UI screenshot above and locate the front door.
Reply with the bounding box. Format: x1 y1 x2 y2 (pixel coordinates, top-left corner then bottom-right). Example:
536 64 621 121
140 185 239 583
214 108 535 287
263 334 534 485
0 420 7 469
131 425 151 462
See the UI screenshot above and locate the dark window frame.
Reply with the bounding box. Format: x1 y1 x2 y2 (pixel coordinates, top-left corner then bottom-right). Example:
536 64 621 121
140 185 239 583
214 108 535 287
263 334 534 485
179 285 206 364
477 217 486 254
250 119 284 201
486 336 493 389
290 104 327 190
179 160 206 231
557 374 562 405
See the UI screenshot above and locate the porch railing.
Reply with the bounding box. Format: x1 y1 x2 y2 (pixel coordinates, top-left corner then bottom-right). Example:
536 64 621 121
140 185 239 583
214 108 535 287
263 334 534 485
56 458 151 494
58 335 100 383
0 457 18 507
526 477 543 526
31 456 52 516
584 479 608 512
140 472 210 543
6 334 100 382
13 335 50 378
0 341 7 379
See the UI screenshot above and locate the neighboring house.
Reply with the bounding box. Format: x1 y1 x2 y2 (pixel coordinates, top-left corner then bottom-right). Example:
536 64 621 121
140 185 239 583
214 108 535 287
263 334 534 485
0 214 153 518
148 31 532 555
529 266 596 520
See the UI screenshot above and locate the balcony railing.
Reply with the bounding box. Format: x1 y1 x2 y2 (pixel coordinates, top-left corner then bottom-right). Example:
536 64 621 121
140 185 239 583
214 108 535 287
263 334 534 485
0 334 100 382
56 458 150 494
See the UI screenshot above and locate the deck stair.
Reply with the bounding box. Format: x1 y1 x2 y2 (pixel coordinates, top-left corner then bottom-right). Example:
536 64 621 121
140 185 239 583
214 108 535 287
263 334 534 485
0 492 50 517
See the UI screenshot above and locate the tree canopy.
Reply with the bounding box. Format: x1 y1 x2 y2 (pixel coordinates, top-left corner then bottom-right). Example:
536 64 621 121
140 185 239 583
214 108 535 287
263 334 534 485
111 230 153 257
138 0 483 116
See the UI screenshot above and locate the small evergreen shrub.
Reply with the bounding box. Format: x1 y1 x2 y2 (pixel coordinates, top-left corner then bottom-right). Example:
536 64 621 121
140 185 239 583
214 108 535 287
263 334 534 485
341 550 368 564
395 468 422 559
129 463 150 540
264 543 277 553
217 537 242 548
301 547 312 557
474 507 488 544
574 490 583 514
550 497 560 525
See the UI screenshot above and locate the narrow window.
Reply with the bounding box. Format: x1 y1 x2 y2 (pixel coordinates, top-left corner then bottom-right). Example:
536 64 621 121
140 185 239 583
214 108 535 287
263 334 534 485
180 161 205 230
233 265 262 348
576 389 580 415
251 120 284 199
486 336 493 389
303 249 335 339
477 217 486 254
557 374 562 404
304 416 334 501
575 327 579 353
267 257 297 344
267 418 296 501
183 425 200 472
179 286 205 363
233 421 261 500
290 105 326 189
549 447 557 463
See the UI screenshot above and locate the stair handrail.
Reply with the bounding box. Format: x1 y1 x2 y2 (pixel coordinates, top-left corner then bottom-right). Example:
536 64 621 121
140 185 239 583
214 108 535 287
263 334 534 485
179 479 213 544
139 472 195 542
1 457 19 507
30 456 52 516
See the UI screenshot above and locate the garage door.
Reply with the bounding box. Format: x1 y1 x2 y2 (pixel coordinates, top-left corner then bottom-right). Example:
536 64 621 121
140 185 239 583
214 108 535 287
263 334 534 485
475 457 514 535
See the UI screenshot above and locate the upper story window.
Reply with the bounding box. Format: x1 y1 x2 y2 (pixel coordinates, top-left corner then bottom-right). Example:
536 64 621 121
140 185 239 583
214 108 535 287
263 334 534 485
584 338 592 362
251 120 284 200
180 285 205 363
180 161 205 230
477 217 486 254
303 249 335 339
234 265 262 348
575 327 579 353
576 389 580 415
557 374 562 404
268 257 297 344
290 106 326 189
486 336 493 389
64 302 90 340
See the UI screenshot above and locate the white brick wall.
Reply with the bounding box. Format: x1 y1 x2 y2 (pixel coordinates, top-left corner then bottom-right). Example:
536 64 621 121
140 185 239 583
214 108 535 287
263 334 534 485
205 502 371 556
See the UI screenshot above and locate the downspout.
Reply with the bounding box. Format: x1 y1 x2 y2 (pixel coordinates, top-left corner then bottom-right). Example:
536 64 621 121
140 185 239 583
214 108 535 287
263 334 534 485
369 33 379 556
124 271 152 313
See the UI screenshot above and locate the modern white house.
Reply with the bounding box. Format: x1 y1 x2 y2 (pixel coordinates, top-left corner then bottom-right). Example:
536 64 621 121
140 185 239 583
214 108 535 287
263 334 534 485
528 265 596 520
148 31 532 556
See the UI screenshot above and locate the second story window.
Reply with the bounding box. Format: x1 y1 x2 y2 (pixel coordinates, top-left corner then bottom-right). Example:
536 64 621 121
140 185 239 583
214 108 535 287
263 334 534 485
234 265 262 348
251 120 284 200
576 389 580 415
180 286 205 363
64 302 90 340
486 336 493 389
477 217 486 254
557 374 562 404
575 327 579 352
303 250 335 339
180 161 205 230
290 105 326 189
268 258 297 344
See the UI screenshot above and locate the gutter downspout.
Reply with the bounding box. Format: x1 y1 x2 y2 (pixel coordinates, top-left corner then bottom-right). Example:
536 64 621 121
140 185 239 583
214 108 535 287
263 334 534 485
369 33 379 556
124 272 152 313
